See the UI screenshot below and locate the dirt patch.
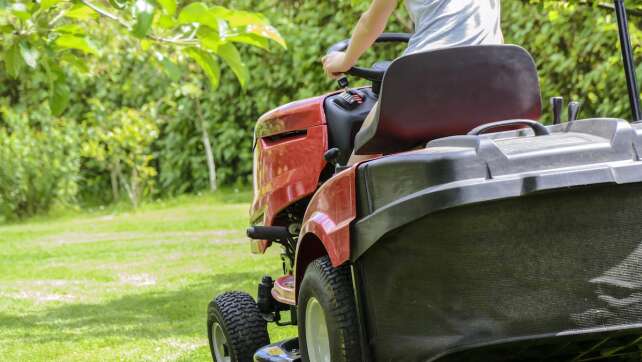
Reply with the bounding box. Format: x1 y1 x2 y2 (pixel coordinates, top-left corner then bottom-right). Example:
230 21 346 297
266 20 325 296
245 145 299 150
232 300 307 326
118 273 157 287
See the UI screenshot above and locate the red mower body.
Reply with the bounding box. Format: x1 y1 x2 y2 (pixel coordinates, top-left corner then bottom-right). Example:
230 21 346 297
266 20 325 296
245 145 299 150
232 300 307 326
249 96 330 253
211 10 642 358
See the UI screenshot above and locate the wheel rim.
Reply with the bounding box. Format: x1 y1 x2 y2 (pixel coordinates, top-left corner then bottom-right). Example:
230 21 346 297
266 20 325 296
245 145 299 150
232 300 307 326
305 297 331 362
212 322 231 362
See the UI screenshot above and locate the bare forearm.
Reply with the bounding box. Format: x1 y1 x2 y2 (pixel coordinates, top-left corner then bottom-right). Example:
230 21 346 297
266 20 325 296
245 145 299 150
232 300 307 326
344 12 385 64
322 0 398 78
343 0 398 67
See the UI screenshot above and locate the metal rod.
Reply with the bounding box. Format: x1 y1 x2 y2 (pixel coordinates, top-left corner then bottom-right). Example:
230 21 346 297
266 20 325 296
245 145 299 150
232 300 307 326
614 0 642 122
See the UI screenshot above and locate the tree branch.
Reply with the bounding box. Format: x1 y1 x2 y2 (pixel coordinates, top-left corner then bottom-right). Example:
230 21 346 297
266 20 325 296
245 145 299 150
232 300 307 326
148 34 200 46
80 0 129 27
48 11 66 27
79 0 199 46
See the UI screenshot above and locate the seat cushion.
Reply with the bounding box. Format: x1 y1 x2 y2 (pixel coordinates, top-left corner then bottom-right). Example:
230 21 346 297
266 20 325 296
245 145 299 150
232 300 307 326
354 45 542 155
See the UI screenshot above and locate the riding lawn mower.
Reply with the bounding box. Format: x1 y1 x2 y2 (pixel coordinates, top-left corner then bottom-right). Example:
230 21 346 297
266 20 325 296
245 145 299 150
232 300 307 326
207 1 642 361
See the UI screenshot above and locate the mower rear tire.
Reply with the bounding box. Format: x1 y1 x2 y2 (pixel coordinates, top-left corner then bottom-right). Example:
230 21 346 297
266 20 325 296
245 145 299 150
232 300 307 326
207 291 270 362
298 256 362 362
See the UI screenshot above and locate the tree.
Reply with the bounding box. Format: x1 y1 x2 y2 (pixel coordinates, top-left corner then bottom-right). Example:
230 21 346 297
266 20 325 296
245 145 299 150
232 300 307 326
0 0 285 204
81 105 158 207
1 1 285 117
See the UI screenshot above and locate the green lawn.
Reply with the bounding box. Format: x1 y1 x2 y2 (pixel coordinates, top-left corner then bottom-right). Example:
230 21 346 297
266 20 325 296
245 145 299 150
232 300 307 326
0 191 296 361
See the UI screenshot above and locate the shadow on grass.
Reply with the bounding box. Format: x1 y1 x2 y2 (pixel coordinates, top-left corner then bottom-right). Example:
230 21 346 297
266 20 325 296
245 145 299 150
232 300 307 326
0 271 259 344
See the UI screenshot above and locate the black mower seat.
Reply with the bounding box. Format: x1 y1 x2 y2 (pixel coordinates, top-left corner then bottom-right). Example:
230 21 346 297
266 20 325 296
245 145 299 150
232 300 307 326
354 45 542 155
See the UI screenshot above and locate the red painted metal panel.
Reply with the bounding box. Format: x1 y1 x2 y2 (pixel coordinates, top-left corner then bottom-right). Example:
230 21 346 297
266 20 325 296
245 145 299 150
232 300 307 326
250 96 329 253
254 96 326 139
296 167 358 268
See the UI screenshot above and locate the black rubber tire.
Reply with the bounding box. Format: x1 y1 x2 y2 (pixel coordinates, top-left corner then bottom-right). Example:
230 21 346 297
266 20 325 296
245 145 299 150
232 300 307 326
298 256 363 362
207 291 270 362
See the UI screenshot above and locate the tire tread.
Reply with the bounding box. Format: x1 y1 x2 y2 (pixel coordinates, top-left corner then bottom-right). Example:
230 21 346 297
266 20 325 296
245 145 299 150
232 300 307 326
207 291 270 362
300 256 362 361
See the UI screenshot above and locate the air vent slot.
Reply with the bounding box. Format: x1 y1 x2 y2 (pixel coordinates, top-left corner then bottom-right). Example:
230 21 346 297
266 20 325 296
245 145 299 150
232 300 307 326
262 130 308 145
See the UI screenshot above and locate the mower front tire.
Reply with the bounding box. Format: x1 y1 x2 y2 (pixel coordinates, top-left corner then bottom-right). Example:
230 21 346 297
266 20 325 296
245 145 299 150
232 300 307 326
207 291 270 362
298 256 363 362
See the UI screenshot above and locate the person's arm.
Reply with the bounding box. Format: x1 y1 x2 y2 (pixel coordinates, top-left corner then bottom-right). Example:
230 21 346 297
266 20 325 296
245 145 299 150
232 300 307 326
322 0 399 79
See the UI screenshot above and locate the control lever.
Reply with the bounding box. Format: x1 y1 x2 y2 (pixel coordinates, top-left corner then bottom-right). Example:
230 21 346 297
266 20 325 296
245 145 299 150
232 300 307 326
324 148 341 165
337 76 349 90
551 96 563 125
324 147 349 173
333 76 364 109
568 101 581 122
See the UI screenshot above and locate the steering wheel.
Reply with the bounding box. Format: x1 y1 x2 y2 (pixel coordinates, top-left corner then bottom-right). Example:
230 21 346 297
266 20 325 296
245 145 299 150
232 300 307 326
327 33 411 82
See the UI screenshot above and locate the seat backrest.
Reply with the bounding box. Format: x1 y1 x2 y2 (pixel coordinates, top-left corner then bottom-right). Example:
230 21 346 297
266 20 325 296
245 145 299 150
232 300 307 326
354 45 542 155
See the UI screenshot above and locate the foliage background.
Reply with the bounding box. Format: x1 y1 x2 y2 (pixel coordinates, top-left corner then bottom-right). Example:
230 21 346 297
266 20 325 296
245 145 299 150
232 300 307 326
2 0 642 220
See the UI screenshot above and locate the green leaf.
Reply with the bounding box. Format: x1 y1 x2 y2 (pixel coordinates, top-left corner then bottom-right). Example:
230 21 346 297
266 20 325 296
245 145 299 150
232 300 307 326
156 14 176 29
53 24 85 35
140 39 153 51
226 33 269 50
185 48 220 89
178 2 207 22
4 43 23 78
108 0 126 10
60 53 89 74
157 0 176 16
10 2 31 20
197 27 220 51
209 6 230 19
50 80 70 116
225 10 268 28
245 24 286 49
160 57 182 81
41 0 63 10
64 3 98 20
132 0 155 38
0 24 13 33
209 5 233 20
177 2 217 29
19 41 38 69
55 34 98 55
218 43 248 88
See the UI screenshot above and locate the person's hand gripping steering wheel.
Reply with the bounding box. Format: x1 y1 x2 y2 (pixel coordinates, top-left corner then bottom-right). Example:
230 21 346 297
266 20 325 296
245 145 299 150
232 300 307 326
322 51 354 80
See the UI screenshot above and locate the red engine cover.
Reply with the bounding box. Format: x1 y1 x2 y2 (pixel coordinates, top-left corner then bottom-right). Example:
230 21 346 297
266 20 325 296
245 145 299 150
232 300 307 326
250 96 329 253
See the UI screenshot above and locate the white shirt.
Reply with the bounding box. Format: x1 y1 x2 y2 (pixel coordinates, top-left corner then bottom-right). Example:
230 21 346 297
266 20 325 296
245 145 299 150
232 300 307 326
404 0 504 54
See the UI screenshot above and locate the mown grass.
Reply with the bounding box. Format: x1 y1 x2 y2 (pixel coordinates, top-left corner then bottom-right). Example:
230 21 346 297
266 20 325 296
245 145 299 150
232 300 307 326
0 191 296 361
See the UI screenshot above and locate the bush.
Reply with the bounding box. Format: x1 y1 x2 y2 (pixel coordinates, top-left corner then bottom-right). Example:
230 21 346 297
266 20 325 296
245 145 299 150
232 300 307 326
0 106 79 220
3 0 642 216
82 105 159 208
502 1 639 122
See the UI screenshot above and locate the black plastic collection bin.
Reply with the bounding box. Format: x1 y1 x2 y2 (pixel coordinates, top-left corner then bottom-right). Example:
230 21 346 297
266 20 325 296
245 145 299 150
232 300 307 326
353 118 642 360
